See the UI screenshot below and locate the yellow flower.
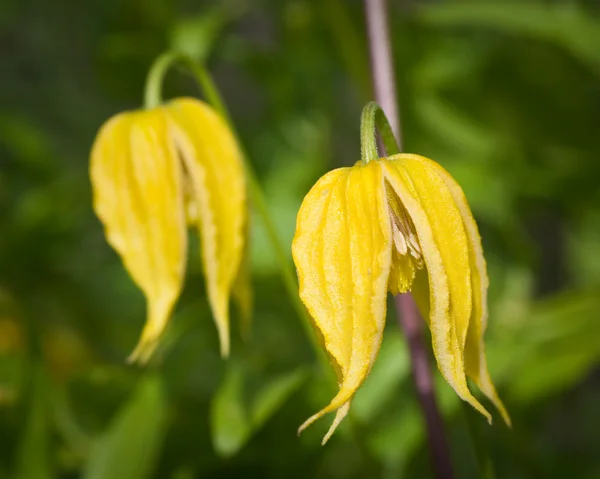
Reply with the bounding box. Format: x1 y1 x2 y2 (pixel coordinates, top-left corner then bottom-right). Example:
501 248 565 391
292 153 510 443
90 97 248 362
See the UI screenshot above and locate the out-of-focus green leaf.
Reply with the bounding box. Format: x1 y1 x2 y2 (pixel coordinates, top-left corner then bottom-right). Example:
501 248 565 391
13 362 53 479
489 291 600 404
211 365 306 457
250 115 329 275
210 366 248 457
366 371 463 474
509 348 598 404
251 368 307 429
170 6 232 63
0 114 53 168
568 210 600 287
352 331 409 423
415 94 495 154
83 375 167 479
419 3 557 37
418 2 600 70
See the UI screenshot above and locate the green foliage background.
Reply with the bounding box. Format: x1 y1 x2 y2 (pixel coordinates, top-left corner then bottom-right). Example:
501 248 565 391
2 0 600 477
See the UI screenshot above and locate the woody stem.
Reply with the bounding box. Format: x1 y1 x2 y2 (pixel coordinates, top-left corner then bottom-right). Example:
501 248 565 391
363 1 454 478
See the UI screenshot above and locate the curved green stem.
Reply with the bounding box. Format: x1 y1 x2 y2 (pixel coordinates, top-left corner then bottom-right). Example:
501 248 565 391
144 51 327 369
144 51 181 109
359 101 400 163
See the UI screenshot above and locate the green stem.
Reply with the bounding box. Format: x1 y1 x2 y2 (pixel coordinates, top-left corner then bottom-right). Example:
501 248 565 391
143 52 327 369
359 101 400 163
144 51 181 109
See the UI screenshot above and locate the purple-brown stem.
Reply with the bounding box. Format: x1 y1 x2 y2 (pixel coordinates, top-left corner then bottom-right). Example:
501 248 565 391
364 0 454 478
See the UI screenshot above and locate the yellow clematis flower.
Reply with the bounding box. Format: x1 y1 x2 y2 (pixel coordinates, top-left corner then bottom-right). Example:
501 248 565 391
90 97 248 362
292 153 510 444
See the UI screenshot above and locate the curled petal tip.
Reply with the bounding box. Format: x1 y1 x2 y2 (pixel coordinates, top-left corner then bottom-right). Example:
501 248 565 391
465 395 492 424
219 337 230 359
321 402 350 445
214 310 231 359
297 411 322 437
498 406 512 428
127 338 158 365
167 99 246 361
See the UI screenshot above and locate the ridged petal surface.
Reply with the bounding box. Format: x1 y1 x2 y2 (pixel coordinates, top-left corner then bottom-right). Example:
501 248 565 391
382 155 491 422
90 110 186 363
166 98 247 357
292 161 392 443
420 156 511 426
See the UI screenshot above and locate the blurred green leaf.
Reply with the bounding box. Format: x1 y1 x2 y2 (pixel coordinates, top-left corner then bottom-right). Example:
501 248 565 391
568 210 600 287
418 2 600 70
352 331 409 423
211 364 306 457
489 291 600 404
250 114 329 275
83 375 167 479
0 114 53 168
415 94 495 154
170 1 246 63
210 366 248 457
251 368 307 429
13 362 54 479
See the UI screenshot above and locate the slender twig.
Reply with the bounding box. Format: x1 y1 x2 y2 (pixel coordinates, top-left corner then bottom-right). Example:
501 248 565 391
364 0 401 143
363 1 454 478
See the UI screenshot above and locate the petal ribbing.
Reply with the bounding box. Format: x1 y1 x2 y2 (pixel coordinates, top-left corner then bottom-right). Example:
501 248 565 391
417 155 511 426
292 162 392 443
90 110 187 363
382 157 491 422
166 98 247 357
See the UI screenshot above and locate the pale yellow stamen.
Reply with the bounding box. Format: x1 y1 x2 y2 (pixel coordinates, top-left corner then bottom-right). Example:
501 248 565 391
388 199 423 267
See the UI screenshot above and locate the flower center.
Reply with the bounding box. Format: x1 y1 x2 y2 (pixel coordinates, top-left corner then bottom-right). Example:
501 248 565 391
388 195 423 267
384 184 424 295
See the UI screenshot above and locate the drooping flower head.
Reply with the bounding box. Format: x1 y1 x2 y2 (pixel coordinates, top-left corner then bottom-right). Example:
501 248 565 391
91 97 249 362
292 103 509 444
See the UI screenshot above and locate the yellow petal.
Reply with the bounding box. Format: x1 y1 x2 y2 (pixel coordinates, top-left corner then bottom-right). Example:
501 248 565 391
90 110 187 363
422 156 511 426
292 162 392 443
382 156 491 422
166 98 247 357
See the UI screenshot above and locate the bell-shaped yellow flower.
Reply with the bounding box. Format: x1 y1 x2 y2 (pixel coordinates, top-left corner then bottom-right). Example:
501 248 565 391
292 153 510 444
90 97 248 362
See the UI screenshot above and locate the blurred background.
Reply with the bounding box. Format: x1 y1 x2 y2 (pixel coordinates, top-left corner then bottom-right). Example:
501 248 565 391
2 0 600 477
